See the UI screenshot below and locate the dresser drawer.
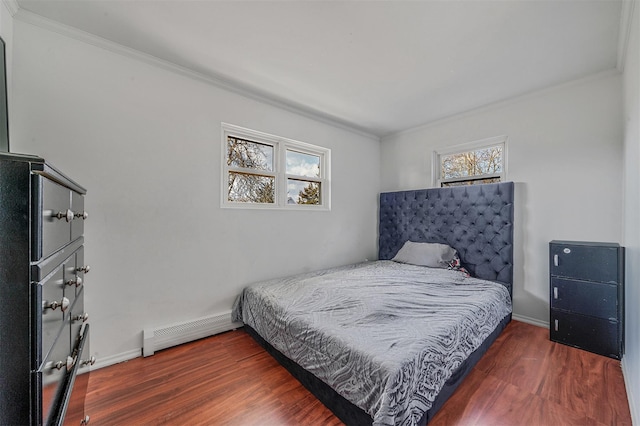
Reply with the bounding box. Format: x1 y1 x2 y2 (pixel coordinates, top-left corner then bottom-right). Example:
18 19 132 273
62 324 91 426
33 176 87 261
39 177 72 260
71 288 88 353
39 264 67 366
71 191 85 243
38 318 72 425
64 247 86 301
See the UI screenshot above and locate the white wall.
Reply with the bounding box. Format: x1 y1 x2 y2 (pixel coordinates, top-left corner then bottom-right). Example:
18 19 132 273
10 20 381 364
0 1 12 152
622 1 640 423
381 72 624 326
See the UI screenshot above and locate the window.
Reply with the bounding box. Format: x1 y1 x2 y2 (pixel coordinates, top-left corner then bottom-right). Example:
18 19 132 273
434 136 506 187
222 123 330 209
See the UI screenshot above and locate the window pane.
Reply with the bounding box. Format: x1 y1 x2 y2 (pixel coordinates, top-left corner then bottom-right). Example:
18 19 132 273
228 172 275 203
441 177 501 187
441 145 503 180
227 137 273 171
286 150 320 178
287 179 320 205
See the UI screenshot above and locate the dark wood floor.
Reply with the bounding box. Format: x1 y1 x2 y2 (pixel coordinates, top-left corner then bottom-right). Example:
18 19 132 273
85 321 631 425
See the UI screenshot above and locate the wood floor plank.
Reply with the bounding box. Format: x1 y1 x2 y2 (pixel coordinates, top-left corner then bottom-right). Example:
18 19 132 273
85 321 631 425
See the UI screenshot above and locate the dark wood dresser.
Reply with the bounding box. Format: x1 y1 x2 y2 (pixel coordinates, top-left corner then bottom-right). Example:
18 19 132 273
549 240 624 359
0 152 93 425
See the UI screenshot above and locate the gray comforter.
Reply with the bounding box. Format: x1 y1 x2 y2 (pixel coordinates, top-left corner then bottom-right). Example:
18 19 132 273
231 260 512 426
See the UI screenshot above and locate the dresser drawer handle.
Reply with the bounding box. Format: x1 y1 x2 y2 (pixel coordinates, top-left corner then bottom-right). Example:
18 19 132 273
81 415 91 425
81 356 96 367
74 211 89 220
52 355 76 372
73 312 89 323
43 297 70 312
76 265 91 274
52 210 88 221
54 209 74 222
66 277 83 288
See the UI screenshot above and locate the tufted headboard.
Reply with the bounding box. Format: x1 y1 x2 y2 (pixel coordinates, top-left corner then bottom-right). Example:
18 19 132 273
379 182 514 296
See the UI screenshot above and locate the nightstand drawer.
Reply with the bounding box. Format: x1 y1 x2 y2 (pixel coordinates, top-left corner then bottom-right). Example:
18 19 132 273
550 277 618 320
550 242 621 284
550 310 620 359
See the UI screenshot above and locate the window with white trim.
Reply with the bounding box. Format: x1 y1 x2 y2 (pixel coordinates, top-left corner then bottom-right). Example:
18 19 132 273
222 123 330 209
434 136 506 187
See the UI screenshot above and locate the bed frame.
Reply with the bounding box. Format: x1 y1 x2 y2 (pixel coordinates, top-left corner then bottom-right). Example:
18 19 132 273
246 182 515 425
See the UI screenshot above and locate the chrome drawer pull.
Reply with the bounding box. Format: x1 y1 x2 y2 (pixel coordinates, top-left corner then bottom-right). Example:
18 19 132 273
81 356 96 367
66 276 83 288
74 211 89 220
53 355 76 372
553 254 559 267
76 265 91 274
81 415 91 425
54 209 74 222
553 287 558 299
43 297 70 312
73 312 89 323
554 319 559 332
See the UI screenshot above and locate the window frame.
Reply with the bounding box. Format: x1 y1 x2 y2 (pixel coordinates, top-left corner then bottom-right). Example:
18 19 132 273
221 123 331 210
432 135 507 187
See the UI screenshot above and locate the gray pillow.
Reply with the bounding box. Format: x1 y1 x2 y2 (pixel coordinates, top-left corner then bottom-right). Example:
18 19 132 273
392 241 457 268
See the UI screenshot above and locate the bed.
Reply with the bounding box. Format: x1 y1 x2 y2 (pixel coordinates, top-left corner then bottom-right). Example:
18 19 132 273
232 182 514 425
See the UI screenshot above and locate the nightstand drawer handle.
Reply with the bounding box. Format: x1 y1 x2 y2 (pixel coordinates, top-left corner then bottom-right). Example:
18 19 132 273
554 319 559 332
553 287 558 299
553 254 559 267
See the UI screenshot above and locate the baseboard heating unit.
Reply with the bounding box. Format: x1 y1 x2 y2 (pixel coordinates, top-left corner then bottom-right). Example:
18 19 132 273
143 311 241 357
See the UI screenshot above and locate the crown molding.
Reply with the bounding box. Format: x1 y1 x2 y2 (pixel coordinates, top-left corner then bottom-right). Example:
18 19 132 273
617 0 637 72
2 0 19 16
11 7 379 141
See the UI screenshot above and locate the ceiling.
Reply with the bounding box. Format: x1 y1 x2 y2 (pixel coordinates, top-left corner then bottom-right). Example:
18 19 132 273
14 0 624 137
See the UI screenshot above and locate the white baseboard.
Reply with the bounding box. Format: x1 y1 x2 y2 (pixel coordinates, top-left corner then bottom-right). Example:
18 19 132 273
512 313 549 329
89 310 242 370
90 348 141 371
87 313 549 371
621 359 639 426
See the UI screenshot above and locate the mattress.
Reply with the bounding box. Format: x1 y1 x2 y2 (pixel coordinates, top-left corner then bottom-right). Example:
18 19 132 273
232 260 512 425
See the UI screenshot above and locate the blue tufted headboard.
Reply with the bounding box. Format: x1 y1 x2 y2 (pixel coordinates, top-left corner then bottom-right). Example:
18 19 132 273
379 182 514 296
